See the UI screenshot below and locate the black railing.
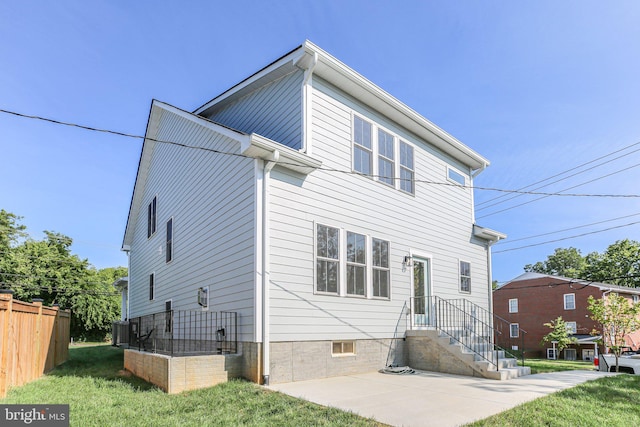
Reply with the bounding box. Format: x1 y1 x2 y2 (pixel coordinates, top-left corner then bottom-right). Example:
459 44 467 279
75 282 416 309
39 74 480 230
492 312 527 366
113 310 237 356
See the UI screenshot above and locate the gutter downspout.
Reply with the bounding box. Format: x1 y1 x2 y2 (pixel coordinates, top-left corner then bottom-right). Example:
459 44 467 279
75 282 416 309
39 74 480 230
262 150 279 386
300 52 318 155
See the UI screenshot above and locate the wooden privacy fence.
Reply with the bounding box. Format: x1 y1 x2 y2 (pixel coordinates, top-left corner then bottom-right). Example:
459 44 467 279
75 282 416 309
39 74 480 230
0 291 70 398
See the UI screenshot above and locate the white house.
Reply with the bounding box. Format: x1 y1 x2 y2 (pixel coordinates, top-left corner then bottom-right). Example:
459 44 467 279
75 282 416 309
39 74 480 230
121 41 515 385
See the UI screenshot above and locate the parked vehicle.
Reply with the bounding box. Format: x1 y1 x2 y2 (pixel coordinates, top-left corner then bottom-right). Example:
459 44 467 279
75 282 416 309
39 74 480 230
595 353 640 374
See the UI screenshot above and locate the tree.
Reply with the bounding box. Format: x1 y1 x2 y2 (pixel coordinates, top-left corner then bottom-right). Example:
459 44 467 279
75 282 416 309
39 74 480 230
540 316 578 359
583 239 640 288
524 247 586 278
588 293 640 372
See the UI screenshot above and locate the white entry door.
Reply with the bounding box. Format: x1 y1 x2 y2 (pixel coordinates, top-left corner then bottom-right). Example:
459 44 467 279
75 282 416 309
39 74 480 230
413 257 431 327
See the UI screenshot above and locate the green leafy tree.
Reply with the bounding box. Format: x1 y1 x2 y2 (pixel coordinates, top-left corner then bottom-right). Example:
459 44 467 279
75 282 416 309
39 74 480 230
541 316 578 359
588 293 640 372
524 247 586 278
583 239 640 287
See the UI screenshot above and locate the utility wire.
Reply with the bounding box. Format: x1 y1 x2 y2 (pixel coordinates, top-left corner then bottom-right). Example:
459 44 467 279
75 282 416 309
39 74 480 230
493 220 640 254
2 107 640 199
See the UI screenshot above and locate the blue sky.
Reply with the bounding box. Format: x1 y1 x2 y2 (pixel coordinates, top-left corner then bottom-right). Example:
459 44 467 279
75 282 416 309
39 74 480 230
1 1 638 283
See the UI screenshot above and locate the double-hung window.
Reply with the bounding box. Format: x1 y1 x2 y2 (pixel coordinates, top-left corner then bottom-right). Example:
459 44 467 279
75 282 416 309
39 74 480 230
353 116 372 176
316 224 340 294
508 298 518 313
399 141 414 194
510 323 519 338
565 321 577 334
564 293 575 310
459 261 471 293
346 232 366 296
372 238 390 298
147 196 157 238
377 129 395 186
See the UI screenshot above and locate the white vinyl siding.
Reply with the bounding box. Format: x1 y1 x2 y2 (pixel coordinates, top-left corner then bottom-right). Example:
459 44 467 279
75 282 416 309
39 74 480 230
204 70 303 149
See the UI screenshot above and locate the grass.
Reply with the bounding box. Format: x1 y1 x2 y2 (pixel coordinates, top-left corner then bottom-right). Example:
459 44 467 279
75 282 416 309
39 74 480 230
522 358 596 374
467 374 640 426
1 344 386 427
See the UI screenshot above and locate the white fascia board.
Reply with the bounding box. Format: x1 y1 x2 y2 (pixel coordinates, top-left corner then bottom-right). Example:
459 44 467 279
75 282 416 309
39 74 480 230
243 133 322 174
122 100 249 248
473 224 507 242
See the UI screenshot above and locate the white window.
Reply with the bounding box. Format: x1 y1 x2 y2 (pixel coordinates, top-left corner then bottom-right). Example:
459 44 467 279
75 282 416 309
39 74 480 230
316 224 340 294
346 231 366 296
565 321 577 334
447 168 466 186
377 129 395 186
147 196 157 238
460 261 471 293
564 293 576 310
508 298 518 313
332 341 355 355
564 348 577 361
353 116 372 176
547 348 557 360
633 295 639 304
149 273 155 301
372 238 390 298
399 141 414 194
510 323 519 338
166 218 173 263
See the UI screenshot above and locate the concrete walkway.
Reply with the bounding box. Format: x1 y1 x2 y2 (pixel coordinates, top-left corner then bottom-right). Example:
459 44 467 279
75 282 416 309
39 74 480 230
269 369 615 427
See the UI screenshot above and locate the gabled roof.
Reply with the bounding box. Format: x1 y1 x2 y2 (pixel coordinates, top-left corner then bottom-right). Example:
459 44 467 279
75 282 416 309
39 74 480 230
195 40 490 172
500 272 640 295
121 100 321 250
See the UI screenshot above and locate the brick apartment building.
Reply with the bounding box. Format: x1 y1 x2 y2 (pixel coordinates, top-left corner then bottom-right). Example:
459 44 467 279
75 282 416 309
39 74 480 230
493 272 640 360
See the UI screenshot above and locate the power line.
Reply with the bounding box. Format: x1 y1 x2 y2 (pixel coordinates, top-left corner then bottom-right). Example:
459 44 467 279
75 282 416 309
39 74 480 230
493 220 640 254
496 212 640 245
477 140 640 208
2 107 640 199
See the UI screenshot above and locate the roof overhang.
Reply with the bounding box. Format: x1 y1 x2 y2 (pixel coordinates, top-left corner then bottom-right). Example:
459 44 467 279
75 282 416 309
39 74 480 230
112 277 128 291
243 134 322 175
195 40 490 172
473 224 507 243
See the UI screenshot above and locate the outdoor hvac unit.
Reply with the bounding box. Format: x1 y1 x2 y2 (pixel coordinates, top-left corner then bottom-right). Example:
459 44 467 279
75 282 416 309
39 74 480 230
197 287 208 307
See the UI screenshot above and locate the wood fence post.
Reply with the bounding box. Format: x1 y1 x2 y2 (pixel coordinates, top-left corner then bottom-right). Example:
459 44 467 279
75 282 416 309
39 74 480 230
32 299 44 378
0 291 14 398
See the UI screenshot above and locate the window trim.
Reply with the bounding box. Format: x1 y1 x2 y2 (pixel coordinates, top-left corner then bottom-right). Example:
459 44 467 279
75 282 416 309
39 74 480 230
147 196 157 239
399 140 415 195
372 238 390 299
377 128 395 187
565 321 577 334
352 114 373 178
149 272 155 301
564 293 576 310
332 341 356 356
547 348 557 360
508 298 518 313
459 260 471 293
346 231 367 297
315 223 340 296
509 323 519 338
166 217 173 264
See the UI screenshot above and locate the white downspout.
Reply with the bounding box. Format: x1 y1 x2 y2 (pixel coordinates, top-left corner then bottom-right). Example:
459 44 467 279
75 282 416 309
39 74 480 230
125 250 131 321
300 52 318 155
262 150 279 386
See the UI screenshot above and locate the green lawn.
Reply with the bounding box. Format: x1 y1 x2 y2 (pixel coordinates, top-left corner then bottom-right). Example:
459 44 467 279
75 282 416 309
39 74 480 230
1 344 386 427
523 358 596 374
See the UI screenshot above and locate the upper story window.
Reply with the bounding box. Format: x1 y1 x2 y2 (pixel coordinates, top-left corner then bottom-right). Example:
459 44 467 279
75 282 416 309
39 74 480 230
353 116 372 176
377 129 395 186
166 218 173 263
565 321 577 334
564 293 576 310
459 261 471 293
509 298 518 313
316 224 340 294
372 238 390 298
399 141 414 194
447 168 466 186
352 115 415 195
315 223 390 299
147 196 157 238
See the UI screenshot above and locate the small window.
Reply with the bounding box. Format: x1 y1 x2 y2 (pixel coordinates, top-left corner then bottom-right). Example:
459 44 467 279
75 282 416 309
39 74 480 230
447 168 466 186
510 323 519 338
166 218 173 263
459 261 471 293
316 224 340 294
372 238 390 298
346 231 366 296
149 273 155 300
353 116 372 176
377 129 395 186
147 196 157 238
508 298 518 313
565 321 577 334
198 286 209 308
564 293 575 310
399 141 414 194
332 341 355 355
633 295 639 304
165 300 172 333
547 348 557 360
